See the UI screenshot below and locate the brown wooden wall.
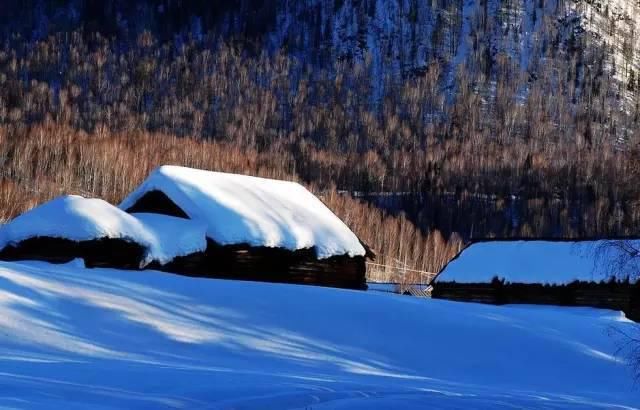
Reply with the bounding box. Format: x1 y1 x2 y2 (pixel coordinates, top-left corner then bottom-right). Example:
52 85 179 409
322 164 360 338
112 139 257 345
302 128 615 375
0 236 146 269
148 239 367 290
432 280 640 321
0 237 367 290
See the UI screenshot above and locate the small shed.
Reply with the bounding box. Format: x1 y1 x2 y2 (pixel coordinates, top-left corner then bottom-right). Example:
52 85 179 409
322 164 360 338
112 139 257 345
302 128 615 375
431 239 640 321
0 195 207 269
119 166 373 289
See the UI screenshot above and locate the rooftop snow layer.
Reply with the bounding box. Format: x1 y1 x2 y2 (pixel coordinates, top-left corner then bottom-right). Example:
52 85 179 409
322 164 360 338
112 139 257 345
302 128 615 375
435 240 640 285
132 212 207 265
119 166 366 259
0 195 151 249
0 195 206 266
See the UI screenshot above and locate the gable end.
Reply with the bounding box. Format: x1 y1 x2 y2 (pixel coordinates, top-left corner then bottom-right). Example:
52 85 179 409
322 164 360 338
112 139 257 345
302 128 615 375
124 190 190 219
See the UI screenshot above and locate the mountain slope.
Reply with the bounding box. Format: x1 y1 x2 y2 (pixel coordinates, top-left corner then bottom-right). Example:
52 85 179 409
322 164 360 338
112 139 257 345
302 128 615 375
0 260 638 408
3 0 638 94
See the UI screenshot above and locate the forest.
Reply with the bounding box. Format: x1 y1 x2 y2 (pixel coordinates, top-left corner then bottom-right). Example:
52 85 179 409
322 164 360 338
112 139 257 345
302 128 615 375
0 0 639 278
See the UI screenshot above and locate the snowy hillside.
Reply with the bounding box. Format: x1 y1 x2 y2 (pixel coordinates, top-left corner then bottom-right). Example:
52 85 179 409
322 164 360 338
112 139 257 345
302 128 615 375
566 0 640 102
263 0 639 87
8 0 638 99
574 0 640 74
0 260 638 408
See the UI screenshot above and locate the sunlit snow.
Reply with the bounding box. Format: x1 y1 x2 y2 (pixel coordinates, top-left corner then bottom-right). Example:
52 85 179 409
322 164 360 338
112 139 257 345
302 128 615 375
120 166 366 259
0 260 637 409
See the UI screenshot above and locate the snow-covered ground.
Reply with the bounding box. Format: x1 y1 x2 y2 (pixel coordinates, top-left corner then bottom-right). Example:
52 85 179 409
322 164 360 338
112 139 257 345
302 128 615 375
0 260 638 409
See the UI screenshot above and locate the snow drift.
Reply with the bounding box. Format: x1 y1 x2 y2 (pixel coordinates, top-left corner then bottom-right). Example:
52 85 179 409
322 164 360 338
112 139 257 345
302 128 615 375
0 260 638 409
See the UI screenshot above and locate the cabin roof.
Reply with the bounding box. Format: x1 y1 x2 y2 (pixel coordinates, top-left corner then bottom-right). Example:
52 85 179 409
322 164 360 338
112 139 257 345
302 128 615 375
130 212 207 265
433 239 640 285
0 195 207 266
119 166 367 259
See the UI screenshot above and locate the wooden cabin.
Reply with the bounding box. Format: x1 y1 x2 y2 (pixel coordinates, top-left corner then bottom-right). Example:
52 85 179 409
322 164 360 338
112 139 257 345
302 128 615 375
0 196 151 269
0 194 212 271
119 166 374 289
0 168 373 290
431 239 640 321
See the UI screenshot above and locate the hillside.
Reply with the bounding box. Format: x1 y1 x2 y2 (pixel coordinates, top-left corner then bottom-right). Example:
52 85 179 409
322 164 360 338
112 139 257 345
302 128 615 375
570 0 640 99
0 0 639 272
3 0 637 94
0 260 638 408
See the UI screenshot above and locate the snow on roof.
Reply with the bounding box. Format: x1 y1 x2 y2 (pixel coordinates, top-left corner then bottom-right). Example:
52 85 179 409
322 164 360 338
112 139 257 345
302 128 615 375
0 195 149 248
0 195 206 266
132 212 207 265
119 166 366 259
434 240 640 285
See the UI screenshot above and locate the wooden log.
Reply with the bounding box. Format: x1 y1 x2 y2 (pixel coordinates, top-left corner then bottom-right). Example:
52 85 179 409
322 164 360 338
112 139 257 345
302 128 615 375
432 281 640 322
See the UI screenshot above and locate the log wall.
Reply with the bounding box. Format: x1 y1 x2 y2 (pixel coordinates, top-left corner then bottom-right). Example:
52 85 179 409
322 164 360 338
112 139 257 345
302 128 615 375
0 236 146 269
0 236 366 289
432 279 640 321
148 239 367 290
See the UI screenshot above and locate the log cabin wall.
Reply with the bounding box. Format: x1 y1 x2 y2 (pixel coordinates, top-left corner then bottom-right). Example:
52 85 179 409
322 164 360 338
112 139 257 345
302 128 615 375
0 237 147 269
432 280 640 321
148 239 367 290
0 236 367 289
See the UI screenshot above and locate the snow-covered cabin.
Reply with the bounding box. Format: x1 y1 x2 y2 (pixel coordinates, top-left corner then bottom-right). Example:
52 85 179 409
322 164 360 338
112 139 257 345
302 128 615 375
431 240 640 320
118 166 373 289
0 168 372 289
0 195 207 269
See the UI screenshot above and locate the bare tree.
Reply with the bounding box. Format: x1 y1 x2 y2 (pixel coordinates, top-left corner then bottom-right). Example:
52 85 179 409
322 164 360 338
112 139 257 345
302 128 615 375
593 240 640 282
610 325 640 383
593 240 640 381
